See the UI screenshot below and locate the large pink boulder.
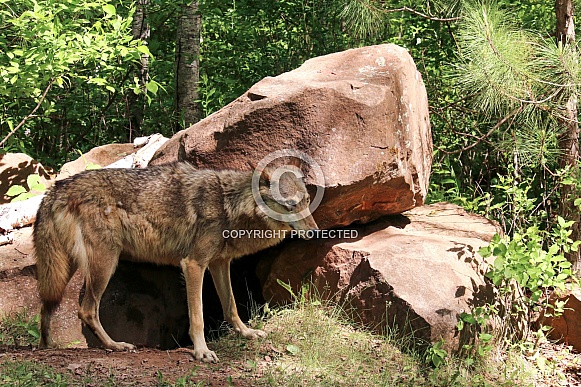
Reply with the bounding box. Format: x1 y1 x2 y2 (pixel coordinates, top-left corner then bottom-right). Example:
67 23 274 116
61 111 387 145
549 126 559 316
151 44 432 228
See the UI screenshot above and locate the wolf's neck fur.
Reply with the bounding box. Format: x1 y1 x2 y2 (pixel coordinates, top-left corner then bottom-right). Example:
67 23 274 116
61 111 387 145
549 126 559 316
220 171 267 228
218 170 289 254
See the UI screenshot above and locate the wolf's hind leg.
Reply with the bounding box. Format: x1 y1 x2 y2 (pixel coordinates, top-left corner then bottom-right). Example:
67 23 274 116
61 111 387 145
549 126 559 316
39 300 61 348
78 247 135 351
209 259 267 340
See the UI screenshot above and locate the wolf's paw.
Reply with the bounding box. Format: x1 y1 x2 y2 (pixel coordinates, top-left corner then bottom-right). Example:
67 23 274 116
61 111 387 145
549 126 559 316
177 347 219 363
238 327 267 340
108 341 136 351
196 348 219 363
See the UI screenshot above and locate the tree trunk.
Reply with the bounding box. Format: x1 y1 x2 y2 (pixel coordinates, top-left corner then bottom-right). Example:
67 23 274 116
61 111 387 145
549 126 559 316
175 1 202 130
555 0 581 271
126 0 150 141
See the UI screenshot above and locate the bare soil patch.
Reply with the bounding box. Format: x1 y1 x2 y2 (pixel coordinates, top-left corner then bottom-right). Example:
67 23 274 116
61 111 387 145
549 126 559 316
1 346 263 386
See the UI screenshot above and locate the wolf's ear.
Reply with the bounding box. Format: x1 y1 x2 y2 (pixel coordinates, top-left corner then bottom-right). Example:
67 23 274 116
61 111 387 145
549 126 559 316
261 167 272 182
287 157 302 169
249 160 273 182
247 160 257 170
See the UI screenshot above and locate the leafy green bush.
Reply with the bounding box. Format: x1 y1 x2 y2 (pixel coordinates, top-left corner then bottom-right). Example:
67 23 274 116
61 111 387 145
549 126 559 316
456 215 580 359
0 0 157 166
481 219 578 307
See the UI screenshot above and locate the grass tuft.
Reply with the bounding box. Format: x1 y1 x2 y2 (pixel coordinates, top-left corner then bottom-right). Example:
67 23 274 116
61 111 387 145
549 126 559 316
0 308 40 348
213 291 535 387
0 360 70 386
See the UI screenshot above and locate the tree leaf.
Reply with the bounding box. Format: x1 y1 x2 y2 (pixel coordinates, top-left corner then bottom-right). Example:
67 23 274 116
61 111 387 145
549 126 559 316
26 174 41 189
103 4 116 16
145 81 158 95
6 185 26 197
30 182 46 192
137 45 151 56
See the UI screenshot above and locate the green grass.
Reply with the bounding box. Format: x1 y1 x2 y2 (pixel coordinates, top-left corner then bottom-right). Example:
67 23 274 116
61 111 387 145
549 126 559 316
0 308 40 348
0 360 71 386
262 307 422 386
214 298 535 387
0 302 555 386
156 369 207 387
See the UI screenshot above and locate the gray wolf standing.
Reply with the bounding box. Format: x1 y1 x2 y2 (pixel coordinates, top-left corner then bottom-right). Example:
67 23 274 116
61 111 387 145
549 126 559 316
34 161 318 362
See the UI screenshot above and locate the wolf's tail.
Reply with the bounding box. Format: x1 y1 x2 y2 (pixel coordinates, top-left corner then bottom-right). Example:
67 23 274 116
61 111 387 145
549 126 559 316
34 205 80 347
35 226 76 303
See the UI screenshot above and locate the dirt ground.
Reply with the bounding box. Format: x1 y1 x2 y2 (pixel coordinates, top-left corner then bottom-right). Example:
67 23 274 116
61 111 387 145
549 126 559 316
4 334 581 386
535 340 581 387
0 345 267 386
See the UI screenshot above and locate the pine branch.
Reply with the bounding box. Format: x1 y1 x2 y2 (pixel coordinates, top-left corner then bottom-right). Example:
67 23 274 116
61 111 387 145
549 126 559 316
382 6 460 22
435 106 523 155
339 0 459 38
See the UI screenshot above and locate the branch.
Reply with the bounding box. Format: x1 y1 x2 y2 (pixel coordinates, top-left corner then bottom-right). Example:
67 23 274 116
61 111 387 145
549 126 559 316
384 6 460 22
0 79 54 148
435 106 523 155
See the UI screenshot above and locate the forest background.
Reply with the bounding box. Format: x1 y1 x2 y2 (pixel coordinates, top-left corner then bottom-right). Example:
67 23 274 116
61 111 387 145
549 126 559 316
2 0 581 274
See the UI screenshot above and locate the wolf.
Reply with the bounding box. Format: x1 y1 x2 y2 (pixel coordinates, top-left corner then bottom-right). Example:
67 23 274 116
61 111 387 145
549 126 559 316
34 161 318 362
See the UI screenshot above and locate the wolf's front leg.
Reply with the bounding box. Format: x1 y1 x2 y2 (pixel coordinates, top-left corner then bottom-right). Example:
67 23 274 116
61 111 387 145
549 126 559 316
209 259 267 340
180 258 219 363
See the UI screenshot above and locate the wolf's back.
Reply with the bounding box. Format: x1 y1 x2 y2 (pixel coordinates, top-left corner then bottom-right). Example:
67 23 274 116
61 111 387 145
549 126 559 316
32 162 205 303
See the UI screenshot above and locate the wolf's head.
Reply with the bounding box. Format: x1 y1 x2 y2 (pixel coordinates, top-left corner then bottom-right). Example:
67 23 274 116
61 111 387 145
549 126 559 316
257 163 319 239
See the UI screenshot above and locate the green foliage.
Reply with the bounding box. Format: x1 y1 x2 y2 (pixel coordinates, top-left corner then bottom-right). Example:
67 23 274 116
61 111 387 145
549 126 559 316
456 217 580 359
276 278 315 306
426 0 580 246
337 0 386 39
450 0 578 174
427 157 493 214
198 0 359 116
454 2 537 115
0 360 70 386
561 162 581 210
426 339 448 367
6 174 46 202
480 222 578 304
0 0 160 166
156 369 205 387
488 173 540 234
0 309 40 347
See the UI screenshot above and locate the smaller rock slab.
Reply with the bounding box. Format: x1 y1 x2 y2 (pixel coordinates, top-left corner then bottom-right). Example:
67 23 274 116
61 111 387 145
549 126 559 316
58 143 136 180
259 202 500 351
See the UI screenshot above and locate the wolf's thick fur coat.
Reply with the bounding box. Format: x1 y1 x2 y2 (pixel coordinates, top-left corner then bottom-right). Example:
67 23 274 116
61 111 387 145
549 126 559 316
34 162 318 362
